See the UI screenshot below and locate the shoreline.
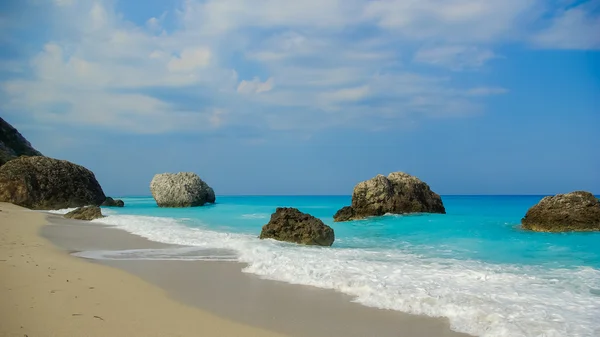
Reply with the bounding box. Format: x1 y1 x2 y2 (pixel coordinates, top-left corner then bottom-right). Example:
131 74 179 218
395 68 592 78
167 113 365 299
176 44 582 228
43 209 472 337
2 202 472 337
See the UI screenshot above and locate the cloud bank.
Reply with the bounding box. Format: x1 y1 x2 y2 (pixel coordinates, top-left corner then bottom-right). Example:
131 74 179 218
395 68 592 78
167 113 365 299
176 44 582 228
1 0 598 135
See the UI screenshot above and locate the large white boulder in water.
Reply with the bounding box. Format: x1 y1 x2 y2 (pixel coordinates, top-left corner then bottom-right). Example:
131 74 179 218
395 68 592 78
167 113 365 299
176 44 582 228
150 172 216 207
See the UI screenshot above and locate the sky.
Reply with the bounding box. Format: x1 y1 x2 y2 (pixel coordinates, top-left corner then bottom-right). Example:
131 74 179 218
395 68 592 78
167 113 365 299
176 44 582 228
0 0 598 196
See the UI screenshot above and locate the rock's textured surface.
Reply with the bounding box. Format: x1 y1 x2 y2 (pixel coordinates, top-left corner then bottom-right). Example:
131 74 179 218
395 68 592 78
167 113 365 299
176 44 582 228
102 196 124 207
64 206 104 221
150 172 215 207
333 206 355 222
334 172 445 222
0 156 106 210
521 191 600 232
260 207 335 246
0 117 43 166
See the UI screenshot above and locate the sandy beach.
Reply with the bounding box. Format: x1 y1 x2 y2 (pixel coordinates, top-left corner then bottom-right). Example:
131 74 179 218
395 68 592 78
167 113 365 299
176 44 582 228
1 202 471 337
0 202 286 337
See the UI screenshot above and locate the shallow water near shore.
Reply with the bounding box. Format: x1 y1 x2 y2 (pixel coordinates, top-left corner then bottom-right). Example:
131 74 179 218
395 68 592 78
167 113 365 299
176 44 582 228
53 195 600 337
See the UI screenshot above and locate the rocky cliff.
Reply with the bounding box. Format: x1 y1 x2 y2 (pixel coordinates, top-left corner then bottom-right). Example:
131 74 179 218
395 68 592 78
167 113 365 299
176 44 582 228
0 117 43 166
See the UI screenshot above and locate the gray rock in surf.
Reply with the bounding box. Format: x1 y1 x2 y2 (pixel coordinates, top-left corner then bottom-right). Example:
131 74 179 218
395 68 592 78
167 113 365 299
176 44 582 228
150 172 215 208
334 172 445 222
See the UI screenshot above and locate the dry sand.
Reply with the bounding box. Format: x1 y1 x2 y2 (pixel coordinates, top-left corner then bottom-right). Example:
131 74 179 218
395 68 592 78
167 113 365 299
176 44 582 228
1 202 472 337
0 202 286 337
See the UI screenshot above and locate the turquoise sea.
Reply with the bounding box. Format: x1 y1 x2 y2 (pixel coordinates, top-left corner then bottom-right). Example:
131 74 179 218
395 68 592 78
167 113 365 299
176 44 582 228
60 195 600 337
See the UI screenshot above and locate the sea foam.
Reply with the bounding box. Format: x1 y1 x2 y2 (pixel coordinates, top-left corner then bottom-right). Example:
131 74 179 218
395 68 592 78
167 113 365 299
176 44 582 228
47 208 78 214
76 213 600 337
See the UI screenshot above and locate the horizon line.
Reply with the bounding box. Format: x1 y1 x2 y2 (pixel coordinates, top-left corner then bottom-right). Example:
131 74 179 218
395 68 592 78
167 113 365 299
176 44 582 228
111 193 600 198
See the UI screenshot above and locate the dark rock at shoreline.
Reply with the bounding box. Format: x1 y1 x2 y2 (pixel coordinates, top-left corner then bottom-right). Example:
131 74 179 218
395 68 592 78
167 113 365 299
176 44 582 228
0 156 106 210
521 191 600 232
333 206 355 222
64 206 104 221
0 117 43 166
334 172 445 222
102 196 125 207
260 207 335 246
150 172 215 207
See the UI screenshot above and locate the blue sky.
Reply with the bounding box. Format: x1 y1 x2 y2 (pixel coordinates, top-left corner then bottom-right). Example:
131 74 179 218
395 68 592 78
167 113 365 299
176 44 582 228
1 0 598 196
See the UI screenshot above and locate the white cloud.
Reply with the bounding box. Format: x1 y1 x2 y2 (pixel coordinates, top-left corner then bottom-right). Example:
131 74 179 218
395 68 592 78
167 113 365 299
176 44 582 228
319 86 370 103
29 42 218 89
88 2 110 31
0 2 233 134
2 0 594 136
237 77 274 94
2 79 218 134
414 46 497 70
533 1 600 50
208 109 227 127
146 11 167 32
364 0 537 42
167 48 212 72
246 32 314 61
178 0 363 34
146 17 161 31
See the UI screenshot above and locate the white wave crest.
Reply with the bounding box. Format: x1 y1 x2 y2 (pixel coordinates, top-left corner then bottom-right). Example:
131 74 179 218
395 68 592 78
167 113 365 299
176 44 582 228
88 214 600 337
46 208 78 214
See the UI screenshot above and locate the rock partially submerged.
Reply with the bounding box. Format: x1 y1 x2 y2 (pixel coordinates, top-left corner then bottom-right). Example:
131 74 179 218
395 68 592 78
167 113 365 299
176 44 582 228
0 156 106 210
334 172 445 222
333 206 355 222
521 191 600 232
260 207 335 246
0 117 43 166
150 172 215 207
64 206 104 221
102 196 124 207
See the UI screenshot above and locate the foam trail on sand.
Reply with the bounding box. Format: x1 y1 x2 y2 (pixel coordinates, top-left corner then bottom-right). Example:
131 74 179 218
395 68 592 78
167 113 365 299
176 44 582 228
73 247 239 261
47 208 77 215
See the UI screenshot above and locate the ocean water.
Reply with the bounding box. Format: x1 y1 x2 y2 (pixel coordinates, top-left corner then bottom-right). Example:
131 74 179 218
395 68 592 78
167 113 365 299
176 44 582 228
57 195 600 337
